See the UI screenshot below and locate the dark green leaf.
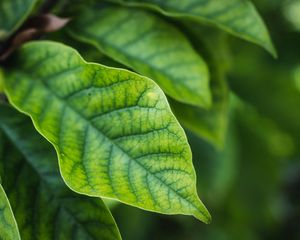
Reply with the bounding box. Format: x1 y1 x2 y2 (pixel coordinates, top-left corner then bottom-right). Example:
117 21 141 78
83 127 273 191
170 25 230 148
0 184 20 240
0 0 39 41
110 0 276 56
0 105 121 239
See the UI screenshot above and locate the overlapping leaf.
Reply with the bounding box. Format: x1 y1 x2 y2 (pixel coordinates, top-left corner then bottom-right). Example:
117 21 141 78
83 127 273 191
3 41 210 223
0 105 121 239
170 75 228 148
110 0 276 56
67 4 211 108
229 42 300 154
0 68 4 92
0 184 20 240
0 0 38 41
170 25 230 148
188 127 237 205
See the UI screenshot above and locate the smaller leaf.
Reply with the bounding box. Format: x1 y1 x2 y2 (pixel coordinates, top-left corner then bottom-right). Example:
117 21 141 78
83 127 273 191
0 68 4 93
170 74 228 148
170 25 230 148
0 184 20 240
0 0 39 41
0 105 122 240
110 0 276 56
67 4 211 108
0 14 70 61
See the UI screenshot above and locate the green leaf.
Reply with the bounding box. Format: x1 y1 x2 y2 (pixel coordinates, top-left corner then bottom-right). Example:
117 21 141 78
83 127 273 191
0 0 38 41
187 126 238 205
110 0 276 56
0 184 20 240
67 4 211 108
170 25 230 148
0 105 121 239
170 74 228 148
229 42 300 155
3 41 210 223
0 68 4 93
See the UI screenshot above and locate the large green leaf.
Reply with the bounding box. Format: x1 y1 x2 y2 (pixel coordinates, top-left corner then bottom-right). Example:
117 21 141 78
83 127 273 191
0 184 20 240
67 4 211 108
0 0 38 41
0 105 121 239
110 0 276 56
3 41 210 223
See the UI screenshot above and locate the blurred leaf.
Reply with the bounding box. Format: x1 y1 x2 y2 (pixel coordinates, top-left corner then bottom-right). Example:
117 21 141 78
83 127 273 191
3 41 211 223
0 68 4 93
0 184 20 240
67 4 211 108
283 0 300 31
234 97 295 158
0 0 39 41
187 123 238 205
110 0 276 56
229 43 300 155
170 24 230 148
0 105 121 239
225 97 292 231
170 75 228 148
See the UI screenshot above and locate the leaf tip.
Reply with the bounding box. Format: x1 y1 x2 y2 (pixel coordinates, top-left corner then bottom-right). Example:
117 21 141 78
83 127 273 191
190 198 212 224
264 40 278 59
193 206 212 224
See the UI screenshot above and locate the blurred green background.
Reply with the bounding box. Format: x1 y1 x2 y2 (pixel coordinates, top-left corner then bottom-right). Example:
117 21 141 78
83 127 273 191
105 1 300 239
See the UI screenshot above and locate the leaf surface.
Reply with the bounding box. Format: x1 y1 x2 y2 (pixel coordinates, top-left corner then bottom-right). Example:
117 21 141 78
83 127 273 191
0 184 20 240
110 0 276 56
0 0 38 41
3 41 210 223
67 4 211 108
0 105 121 240
170 74 228 148
170 25 230 148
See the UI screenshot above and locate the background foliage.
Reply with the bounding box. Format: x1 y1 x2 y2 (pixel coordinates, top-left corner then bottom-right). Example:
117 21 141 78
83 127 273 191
0 0 300 239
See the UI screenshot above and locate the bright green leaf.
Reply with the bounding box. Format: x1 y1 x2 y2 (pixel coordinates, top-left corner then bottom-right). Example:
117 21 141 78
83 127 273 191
110 0 276 56
67 4 211 108
0 184 20 240
0 105 121 239
0 0 38 41
3 41 210 223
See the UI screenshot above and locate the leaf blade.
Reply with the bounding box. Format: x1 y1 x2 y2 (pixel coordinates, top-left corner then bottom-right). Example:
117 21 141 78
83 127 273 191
4 41 210 223
67 4 211 108
170 24 230 148
0 184 20 240
0 105 122 240
110 0 276 56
